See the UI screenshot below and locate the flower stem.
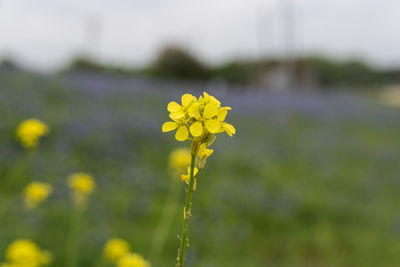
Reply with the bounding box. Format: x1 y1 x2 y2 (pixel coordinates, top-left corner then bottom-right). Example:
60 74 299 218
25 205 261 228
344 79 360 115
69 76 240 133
65 206 83 267
177 154 196 267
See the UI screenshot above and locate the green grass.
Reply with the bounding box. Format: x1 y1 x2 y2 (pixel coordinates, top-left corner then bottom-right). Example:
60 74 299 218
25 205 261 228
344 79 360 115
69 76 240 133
0 70 400 266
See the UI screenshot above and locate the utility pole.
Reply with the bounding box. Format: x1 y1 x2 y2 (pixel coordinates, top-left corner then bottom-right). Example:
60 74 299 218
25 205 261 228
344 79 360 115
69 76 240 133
83 15 101 60
280 0 296 90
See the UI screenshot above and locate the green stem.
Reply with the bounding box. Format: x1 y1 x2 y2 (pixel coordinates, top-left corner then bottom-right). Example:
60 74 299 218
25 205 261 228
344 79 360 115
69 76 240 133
65 206 83 267
177 154 196 267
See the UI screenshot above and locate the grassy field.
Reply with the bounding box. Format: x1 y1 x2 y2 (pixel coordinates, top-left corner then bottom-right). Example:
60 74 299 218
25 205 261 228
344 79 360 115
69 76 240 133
1 70 400 266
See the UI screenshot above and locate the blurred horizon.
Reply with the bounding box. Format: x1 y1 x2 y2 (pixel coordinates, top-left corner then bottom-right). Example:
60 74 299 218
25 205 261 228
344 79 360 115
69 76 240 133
0 0 400 71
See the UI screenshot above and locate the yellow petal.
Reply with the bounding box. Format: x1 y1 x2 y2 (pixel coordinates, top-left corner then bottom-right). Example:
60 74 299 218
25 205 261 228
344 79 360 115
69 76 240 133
167 101 182 112
223 123 236 136
162 121 178 132
188 102 200 118
217 108 229 121
203 102 219 119
169 110 186 121
205 119 221 133
203 92 221 107
181 174 189 183
181 94 196 107
198 144 213 158
198 143 206 153
175 126 189 141
190 121 203 137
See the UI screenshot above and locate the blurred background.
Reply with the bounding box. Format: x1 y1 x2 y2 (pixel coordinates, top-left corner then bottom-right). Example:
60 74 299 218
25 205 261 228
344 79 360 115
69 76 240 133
1 0 400 266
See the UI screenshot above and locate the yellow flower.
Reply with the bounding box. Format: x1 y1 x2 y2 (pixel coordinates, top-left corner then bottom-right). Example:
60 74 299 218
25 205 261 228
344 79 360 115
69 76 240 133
67 173 95 205
181 167 199 184
117 253 151 267
16 119 49 148
216 106 236 136
5 239 51 267
167 94 197 120
162 92 235 142
199 92 221 106
23 182 52 209
168 148 191 173
104 238 130 262
162 94 198 141
162 117 190 142
188 101 221 136
197 144 213 169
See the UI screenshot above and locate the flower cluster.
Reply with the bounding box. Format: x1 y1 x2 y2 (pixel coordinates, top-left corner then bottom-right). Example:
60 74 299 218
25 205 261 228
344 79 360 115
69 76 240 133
163 92 235 185
16 119 49 149
23 182 52 209
162 92 235 142
1 239 52 267
103 238 150 267
67 173 96 206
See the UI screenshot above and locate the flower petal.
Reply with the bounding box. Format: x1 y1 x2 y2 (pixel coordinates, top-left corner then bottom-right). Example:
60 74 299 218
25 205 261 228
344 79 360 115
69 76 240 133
203 102 219 119
203 92 221 107
188 102 201 119
175 126 189 141
223 123 236 136
205 148 213 157
162 121 178 132
181 174 189 183
198 144 213 158
217 108 229 122
169 110 186 121
190 121 203 137
167 101 182 112
205 119 221 133
181 94 196 107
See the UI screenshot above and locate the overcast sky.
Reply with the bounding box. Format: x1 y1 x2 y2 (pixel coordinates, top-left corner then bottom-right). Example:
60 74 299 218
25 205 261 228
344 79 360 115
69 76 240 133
0 0 399 70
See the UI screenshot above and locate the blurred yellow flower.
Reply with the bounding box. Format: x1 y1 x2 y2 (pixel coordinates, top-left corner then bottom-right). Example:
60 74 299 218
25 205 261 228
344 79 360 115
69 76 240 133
23 182 52 209
16 119 49 149
168 148 191 173
103 238 130 262
117 253 151 267
67 173 95 205
4 239 51 267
